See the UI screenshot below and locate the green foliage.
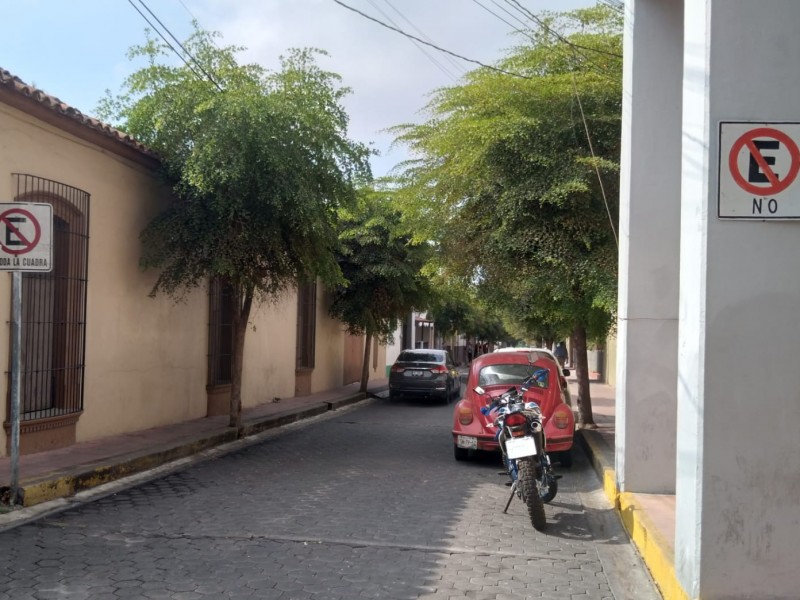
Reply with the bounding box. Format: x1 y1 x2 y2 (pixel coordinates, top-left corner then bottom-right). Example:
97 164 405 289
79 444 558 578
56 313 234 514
391 4 622 343
98 27 371 299
328 188 433 342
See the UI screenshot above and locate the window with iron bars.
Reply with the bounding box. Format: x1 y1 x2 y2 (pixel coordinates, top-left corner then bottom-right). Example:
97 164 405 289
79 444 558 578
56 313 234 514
9 174 89 421
208 278 234 386
296 282 316 369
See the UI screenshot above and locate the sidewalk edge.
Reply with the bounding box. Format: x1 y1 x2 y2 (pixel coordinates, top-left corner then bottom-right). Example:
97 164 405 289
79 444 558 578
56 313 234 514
12 393 373 509
577 430 692 600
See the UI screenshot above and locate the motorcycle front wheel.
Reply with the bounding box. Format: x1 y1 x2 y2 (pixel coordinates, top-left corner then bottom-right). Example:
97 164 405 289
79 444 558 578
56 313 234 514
517 459 546 531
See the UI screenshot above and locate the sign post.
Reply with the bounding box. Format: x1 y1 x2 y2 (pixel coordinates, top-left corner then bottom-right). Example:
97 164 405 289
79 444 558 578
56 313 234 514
719 122 800 219
0 202 52 505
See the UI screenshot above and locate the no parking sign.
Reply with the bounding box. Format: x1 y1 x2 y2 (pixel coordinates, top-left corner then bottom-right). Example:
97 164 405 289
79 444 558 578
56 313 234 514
719 122 800 219
0 202 53 271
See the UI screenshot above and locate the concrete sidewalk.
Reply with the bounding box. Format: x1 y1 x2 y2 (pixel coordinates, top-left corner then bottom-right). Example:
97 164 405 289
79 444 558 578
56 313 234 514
1 378 388 510
569 374 681 600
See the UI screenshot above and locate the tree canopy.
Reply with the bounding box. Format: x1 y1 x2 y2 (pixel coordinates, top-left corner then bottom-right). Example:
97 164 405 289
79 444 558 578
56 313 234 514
328 188 433 391
391 5 623 425
99 28 370 427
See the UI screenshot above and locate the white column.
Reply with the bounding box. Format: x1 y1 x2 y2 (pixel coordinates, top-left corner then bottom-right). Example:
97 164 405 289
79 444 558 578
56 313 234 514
615 0 683 494
677 2 800 597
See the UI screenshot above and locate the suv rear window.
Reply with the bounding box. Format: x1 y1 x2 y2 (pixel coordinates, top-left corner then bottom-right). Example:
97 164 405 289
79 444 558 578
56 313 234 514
397 351 443 363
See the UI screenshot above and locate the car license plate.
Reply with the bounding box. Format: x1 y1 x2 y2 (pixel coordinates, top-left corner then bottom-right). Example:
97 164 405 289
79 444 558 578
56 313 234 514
457 435 477 450
409 370 423 377
505 436 537 459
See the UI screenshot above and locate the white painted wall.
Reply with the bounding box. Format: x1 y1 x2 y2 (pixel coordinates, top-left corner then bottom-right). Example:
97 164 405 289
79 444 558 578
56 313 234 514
615 0 683 494
677 2 800 597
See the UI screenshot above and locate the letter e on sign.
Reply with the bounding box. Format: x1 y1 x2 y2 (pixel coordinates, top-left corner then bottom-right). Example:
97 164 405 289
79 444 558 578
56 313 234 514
0 203 53 271
719 122 800 219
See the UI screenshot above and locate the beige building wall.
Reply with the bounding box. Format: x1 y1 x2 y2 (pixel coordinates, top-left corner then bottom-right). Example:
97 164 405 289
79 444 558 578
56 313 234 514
0 102 207 451
312 286 346 393
240 292 298 406
1 92 387 458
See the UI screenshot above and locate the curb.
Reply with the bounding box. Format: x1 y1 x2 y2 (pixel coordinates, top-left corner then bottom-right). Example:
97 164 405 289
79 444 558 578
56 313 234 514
576 429 690 600
7 393 375 510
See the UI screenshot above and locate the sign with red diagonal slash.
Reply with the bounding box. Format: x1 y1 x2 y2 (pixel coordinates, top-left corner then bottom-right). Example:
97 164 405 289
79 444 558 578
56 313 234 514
0 203 53 271
719 122 800 219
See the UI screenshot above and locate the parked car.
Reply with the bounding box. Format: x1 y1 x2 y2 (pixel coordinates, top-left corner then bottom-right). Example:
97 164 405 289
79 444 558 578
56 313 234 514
494 347 572 407
452 351 575 466
389 349 461 404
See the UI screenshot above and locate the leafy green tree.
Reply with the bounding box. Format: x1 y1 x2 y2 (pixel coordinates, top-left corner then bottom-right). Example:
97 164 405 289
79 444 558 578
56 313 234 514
392 5 622 426
98 28 370 428
328 189 433 392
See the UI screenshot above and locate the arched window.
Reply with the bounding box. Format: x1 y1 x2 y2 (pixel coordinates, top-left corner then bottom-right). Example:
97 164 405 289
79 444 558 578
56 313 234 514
11 174 89 420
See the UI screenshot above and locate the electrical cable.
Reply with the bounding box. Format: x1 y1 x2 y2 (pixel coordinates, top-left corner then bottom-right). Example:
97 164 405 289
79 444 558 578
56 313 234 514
134 0 224 91
365 0 460 82
331 0 533 80
380 0 467 75
570 69 618 248
504 0 622 59
126 0 207 85
490 0 612 79
470 0 537 44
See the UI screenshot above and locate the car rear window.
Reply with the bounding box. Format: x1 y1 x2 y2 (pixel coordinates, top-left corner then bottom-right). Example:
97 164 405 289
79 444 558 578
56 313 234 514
524 367 550 389
479 363 539 386
397 351 443 363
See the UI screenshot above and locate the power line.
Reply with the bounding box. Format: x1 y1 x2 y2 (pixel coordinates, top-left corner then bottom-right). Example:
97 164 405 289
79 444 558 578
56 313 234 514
487 0 537 34
125 0 223 92
499 0 620 82
365 0 460 82
469 0 536 44
504 0 622 59
570 70 618 247
331 0 532 80
380 0 467 76
134 0 224 91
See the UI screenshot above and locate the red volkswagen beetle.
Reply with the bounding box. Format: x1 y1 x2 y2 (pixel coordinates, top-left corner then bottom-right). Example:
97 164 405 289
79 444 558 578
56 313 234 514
452 351 575 466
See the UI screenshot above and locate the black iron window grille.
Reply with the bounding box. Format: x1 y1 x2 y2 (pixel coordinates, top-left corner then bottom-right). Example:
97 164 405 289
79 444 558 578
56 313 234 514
10 174 90 421
296 282 317 369
208 278 233 386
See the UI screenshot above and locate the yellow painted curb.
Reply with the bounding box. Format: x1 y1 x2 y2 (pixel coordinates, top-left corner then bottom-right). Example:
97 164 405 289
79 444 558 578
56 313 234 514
577 430 693 600
618 492 691 600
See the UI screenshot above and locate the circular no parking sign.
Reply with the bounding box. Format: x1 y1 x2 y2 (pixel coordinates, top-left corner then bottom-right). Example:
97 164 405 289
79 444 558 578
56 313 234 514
728 127 800 196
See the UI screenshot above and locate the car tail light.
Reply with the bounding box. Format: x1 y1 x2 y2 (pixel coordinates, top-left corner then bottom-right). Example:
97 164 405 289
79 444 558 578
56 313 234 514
391 364 405 373
430 365 448 374
553 408 571 429
458 406 473 425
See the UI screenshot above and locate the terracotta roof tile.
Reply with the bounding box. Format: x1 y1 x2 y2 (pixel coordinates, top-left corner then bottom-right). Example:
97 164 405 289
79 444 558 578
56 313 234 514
0 67 158 160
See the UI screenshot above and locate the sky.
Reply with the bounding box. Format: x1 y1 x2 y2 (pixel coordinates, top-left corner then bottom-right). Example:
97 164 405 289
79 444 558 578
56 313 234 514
1 0 592 177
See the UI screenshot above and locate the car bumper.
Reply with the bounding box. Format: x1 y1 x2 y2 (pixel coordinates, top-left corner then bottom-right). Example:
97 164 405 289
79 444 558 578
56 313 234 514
452 432 499 452
453 431 572 453
392 384 448 397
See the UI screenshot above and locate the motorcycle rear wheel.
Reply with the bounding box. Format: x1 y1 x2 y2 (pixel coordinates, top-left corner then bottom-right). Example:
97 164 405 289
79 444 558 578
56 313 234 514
518 459 546 531
540 476 558 504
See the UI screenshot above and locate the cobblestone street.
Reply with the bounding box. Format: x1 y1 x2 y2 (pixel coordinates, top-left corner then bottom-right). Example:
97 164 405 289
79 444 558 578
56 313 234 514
0 396 659 599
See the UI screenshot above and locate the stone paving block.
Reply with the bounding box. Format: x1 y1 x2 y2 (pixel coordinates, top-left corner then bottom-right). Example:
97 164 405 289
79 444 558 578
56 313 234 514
0 401 658 600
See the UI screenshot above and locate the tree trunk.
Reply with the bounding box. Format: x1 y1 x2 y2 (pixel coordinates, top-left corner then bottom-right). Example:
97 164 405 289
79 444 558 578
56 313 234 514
229 283 254 431
573 323 596 429
359 332 372 393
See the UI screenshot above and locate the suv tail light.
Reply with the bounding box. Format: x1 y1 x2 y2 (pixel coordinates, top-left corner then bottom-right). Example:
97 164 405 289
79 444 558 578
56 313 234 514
430 365 448 374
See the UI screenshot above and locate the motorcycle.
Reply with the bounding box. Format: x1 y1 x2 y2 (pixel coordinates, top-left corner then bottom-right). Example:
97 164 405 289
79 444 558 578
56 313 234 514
478 375 559 531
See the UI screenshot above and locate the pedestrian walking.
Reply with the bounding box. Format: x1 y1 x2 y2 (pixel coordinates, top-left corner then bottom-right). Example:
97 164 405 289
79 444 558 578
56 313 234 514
554 341 568 368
